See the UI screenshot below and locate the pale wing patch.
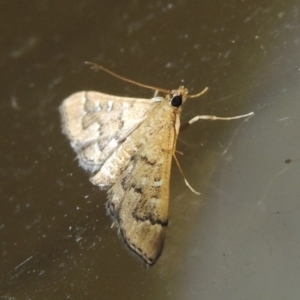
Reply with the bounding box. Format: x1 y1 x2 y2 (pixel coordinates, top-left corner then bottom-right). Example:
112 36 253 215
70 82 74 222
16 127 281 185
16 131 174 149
59 91 160 174
107 117 176 265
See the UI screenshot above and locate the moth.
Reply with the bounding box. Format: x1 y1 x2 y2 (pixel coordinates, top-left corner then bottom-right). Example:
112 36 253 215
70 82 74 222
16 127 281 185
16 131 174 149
60 62 253 265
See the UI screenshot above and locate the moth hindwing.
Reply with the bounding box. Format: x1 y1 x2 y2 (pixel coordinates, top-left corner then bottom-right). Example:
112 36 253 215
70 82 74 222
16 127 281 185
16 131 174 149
60 86 189 265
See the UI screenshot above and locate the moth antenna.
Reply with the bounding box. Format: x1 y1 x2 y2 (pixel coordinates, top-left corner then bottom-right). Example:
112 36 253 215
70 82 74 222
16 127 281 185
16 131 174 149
85 61 171 94
187 87 209 98
173 154 201 195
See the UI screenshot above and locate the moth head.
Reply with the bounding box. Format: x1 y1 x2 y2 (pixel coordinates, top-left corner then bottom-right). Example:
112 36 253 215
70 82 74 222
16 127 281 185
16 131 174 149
169 86 189 108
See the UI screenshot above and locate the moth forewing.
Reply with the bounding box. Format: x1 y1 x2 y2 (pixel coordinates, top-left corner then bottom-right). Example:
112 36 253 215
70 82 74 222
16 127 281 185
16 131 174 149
107 96 181 264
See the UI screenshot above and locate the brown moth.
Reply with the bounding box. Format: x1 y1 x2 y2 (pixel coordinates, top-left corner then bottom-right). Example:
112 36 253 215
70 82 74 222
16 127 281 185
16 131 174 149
59 63 253 265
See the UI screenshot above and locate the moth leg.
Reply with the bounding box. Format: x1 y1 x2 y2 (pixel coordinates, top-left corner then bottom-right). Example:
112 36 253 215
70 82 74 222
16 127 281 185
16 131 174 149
188 112 254 125
111 222 116 229
179 111 253 132
176 112 254 193
173 153 200 195
175 150 184 155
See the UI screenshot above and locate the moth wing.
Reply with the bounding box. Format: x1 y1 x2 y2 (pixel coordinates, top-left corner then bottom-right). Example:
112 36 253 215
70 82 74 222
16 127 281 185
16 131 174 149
60 91 158 173
108 117 177 265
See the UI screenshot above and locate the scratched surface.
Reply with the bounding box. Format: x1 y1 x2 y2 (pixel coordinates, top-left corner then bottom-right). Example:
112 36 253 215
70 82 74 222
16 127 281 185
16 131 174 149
1 1 300 299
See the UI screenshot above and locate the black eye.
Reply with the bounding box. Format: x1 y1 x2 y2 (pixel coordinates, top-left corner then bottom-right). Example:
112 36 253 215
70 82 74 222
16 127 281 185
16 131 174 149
171 95 182 107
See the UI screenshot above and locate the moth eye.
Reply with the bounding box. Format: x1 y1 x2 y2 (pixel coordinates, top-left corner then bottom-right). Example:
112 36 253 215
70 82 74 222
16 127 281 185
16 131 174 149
171 95 182 107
